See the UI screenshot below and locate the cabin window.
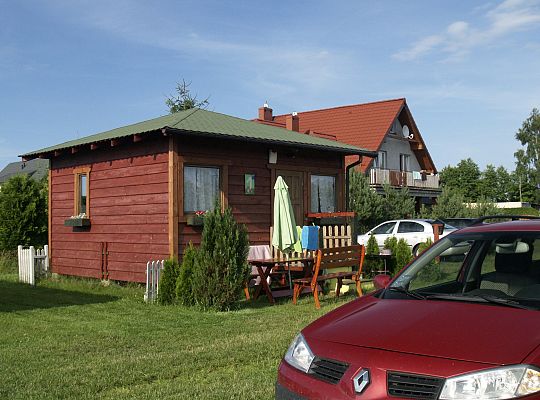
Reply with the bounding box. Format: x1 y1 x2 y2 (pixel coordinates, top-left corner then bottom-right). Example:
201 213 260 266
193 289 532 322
73 167 91 216
310 175 336 213
184 166 220 213
400 154 410 172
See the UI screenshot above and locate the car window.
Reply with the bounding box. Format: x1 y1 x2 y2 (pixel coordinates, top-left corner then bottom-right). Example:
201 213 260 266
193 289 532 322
397 222 425 233
372 222 396 235
408 241 472 291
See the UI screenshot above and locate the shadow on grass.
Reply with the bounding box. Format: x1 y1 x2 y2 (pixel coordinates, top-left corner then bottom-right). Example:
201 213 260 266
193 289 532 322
0 280 119 312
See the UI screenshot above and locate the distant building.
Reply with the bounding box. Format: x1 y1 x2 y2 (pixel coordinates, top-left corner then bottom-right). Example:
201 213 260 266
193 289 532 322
255 99 441 210
0 158 49 189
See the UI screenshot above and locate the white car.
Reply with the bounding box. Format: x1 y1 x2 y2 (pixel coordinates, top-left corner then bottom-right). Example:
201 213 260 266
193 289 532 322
357 219 457 256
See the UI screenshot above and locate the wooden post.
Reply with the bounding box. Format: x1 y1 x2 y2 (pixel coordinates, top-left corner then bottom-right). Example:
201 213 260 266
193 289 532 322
168 136 179 258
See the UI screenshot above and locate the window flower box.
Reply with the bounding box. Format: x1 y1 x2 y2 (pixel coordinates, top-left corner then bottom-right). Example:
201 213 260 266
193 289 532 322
64 217 91 227
186 213 205 226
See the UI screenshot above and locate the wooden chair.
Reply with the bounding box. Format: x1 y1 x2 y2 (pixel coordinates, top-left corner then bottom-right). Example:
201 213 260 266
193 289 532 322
292 245 365 309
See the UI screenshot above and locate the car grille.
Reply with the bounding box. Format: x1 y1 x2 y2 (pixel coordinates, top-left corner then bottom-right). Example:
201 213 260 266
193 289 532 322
387 371 445 399
308 357 349 384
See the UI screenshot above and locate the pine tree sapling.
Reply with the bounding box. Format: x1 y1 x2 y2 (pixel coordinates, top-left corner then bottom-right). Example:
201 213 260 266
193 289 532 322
395 239 413 274
159 258 180 305
364 234 382 277
176 243 198 306
191 206 250 311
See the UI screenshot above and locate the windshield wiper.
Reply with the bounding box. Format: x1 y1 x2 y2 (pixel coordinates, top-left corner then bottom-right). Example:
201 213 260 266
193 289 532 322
386 286 426 300
424 293 535 310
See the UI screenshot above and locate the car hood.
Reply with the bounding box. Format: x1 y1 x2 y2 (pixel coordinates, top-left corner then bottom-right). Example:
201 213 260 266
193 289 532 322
307 297 540 365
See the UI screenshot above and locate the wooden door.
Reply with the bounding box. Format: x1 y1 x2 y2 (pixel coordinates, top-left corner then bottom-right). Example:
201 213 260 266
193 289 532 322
275 170 304 225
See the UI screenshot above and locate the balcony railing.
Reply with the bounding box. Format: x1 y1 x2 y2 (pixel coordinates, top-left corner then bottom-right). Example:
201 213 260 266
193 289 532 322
369 168 439 189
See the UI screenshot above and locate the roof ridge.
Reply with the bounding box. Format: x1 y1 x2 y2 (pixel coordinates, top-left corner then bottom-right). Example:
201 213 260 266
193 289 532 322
169 107 201 128
274 98 406 117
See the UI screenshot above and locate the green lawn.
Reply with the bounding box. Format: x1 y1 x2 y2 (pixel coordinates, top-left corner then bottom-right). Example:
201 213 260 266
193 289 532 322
0 273 363 400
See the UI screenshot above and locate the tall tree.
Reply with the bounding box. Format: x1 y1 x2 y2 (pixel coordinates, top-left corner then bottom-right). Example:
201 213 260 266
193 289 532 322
348 170 383 233
514 108 540 203
479 164 499 201
439 158 481 201
165 79 209 113
0 175 48 250
495 166 512 202
381 184 415 220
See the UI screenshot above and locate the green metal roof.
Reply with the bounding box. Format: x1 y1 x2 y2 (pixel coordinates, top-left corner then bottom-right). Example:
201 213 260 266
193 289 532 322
21 108 374 159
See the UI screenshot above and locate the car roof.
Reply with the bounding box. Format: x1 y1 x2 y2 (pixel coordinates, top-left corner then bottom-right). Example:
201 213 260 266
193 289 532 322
456 219 540 234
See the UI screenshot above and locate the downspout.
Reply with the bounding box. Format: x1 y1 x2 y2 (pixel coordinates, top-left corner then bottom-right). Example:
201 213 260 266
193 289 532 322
345 155 363 211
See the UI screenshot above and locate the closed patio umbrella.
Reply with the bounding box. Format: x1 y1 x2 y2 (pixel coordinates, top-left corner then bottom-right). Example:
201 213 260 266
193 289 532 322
272 176 298 253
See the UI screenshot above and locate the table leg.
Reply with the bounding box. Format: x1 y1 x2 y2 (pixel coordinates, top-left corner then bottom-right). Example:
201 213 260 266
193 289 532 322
253 266 274 304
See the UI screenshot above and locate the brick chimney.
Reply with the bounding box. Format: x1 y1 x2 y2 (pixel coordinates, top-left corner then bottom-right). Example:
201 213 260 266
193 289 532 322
286 112 299 132
258 103 273 121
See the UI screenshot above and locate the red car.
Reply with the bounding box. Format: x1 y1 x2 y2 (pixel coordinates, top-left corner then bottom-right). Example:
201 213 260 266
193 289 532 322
277 219 540 399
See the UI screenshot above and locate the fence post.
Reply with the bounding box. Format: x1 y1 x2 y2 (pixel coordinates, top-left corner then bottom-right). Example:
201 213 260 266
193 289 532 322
43 245 49 272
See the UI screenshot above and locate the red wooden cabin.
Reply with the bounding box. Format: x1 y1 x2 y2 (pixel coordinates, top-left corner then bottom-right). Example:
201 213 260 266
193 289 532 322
22 108 374 282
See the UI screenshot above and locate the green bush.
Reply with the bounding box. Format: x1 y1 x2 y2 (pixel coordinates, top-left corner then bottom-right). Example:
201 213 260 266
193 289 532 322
0 175 48 250
158 258 180 305
0 250 17 274
416 238 433 256
363 234 382 277
382 236 398 273
395 239 413 273
176 243 198 306
191 206 250 311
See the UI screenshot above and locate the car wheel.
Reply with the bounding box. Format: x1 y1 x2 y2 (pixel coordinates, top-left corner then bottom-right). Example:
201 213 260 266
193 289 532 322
412 244 420 257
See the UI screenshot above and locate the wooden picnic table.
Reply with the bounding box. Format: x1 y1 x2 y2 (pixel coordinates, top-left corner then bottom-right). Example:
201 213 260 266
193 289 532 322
248 256 315 304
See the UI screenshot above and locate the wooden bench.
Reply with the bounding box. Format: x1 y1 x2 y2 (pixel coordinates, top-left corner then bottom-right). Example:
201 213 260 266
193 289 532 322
292 245 365 309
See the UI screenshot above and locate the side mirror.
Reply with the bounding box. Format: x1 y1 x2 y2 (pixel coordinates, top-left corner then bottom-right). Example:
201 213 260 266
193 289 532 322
373 274 391 290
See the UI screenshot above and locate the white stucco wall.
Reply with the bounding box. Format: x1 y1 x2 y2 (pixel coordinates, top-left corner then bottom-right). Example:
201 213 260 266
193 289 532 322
377 134 422 172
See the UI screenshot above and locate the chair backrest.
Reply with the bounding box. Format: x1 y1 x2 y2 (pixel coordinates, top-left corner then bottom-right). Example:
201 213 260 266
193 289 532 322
311 245 365 287
270 226 312 261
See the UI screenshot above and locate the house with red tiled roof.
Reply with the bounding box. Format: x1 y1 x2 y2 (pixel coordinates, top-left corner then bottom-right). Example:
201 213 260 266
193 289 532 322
254 99 441 209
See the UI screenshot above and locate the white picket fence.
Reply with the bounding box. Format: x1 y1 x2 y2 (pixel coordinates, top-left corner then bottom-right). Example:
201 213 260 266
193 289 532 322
18 245 49 285
144 260 164 303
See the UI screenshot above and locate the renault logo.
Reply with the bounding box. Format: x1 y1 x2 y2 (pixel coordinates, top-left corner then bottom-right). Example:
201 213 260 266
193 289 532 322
353 369 370 394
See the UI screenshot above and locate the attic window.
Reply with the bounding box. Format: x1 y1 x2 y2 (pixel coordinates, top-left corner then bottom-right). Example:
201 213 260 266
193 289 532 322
390 119 402 135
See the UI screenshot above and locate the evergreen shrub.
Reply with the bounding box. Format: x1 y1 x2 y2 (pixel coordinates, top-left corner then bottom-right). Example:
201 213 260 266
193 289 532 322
191 206 250 311
364 234 382 277
395 239 413 273
176 243 198 306
158 258 180 305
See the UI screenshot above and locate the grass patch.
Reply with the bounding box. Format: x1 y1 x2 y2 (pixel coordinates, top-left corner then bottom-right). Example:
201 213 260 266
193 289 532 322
0 273 367 399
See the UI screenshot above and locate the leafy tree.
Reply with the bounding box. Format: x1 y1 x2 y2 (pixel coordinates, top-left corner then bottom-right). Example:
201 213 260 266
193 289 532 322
439 158 481 201
430 187 468 219
514 108 540 203
479 164 499 201
349 170 383 234
0 175 48 250
165 79 209 113
495 166 512 202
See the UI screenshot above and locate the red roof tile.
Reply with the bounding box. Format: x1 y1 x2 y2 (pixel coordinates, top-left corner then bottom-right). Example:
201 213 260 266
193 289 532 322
274 99 405 154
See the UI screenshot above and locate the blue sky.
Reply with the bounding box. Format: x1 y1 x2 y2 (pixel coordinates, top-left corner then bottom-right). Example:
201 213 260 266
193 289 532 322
1 0 539 172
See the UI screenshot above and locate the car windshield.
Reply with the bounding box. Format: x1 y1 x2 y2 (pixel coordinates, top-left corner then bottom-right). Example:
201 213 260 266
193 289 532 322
386 231 540 310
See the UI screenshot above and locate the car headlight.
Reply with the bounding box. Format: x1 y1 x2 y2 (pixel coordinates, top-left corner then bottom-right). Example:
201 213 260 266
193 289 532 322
439 365 540 399
284 334 315 373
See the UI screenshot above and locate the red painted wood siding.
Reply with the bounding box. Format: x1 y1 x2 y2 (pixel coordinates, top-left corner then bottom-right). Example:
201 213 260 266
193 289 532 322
50 138 169 282
177 137 343 253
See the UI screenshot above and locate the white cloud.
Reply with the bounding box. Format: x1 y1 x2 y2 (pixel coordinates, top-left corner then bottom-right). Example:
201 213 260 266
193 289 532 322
394 0 540 61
